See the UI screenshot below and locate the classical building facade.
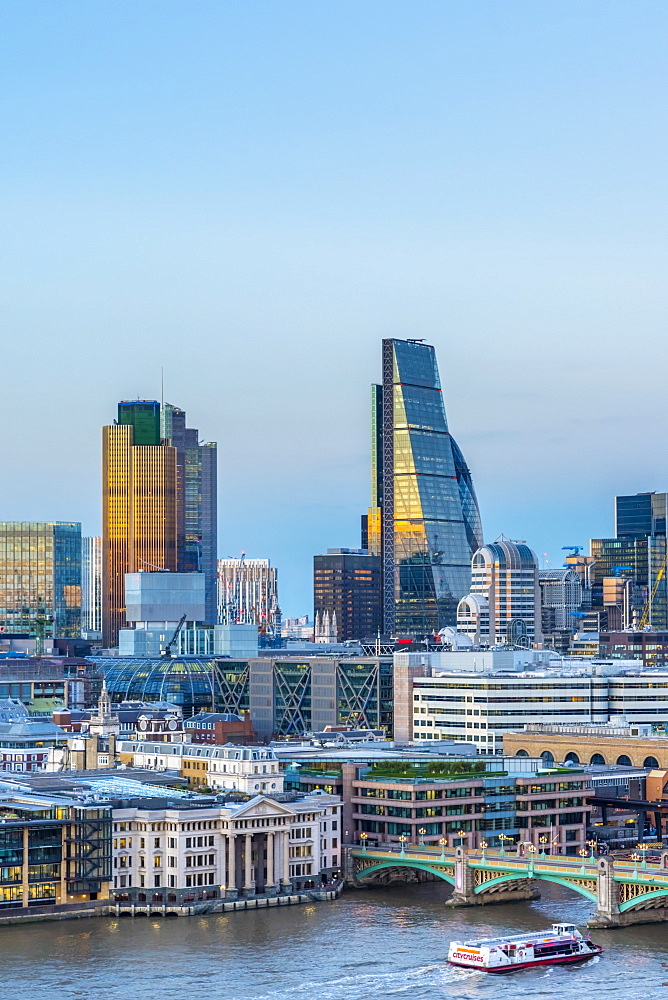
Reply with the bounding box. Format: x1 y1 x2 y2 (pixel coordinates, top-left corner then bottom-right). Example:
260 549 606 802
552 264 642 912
117 740 284 795
111 789 342 902
504 721 668 769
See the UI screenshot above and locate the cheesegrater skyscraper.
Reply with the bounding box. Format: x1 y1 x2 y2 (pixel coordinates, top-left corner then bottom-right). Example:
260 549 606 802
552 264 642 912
367 338 482 633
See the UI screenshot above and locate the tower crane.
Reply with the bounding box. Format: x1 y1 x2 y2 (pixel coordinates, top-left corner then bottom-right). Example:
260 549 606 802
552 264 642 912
639 550 668 629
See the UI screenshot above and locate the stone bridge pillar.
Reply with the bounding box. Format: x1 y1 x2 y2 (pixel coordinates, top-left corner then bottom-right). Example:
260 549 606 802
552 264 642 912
445 847 476 906
589 857 620 927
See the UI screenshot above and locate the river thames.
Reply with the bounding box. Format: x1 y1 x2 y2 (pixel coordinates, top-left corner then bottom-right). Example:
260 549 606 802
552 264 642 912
2 882 666 1000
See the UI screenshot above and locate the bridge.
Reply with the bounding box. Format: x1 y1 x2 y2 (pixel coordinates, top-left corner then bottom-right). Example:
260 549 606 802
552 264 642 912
348 843 668 927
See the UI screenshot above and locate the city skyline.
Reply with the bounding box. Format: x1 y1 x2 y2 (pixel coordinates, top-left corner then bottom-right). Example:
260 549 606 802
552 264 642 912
2 3 668 616
2 359 668 619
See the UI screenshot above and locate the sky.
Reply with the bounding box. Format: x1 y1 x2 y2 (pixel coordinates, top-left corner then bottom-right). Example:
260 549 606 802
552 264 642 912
1 1 667 616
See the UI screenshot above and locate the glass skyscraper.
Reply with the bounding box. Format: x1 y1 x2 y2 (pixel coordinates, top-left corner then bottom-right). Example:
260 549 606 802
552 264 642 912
103 400 218 647
590 492 668 630
367 338 483 633
161 403 218 624
0 522 82 638
82 536 102 636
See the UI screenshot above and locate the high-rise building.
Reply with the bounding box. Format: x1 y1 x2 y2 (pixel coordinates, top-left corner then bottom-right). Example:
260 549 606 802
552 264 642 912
161 404 218 622
102 400 218 647
0 522 82 638
102 401 178 646
590 492 668 631
82 536 102 636
538 568 583 650
457 538 542 647
313 548 382 642
217 557 280 636
367 338 482 633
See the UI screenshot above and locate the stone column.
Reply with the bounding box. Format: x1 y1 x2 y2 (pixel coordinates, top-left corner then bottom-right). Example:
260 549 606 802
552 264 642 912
244 833 253 892
266 832 275 892
282 831 291 889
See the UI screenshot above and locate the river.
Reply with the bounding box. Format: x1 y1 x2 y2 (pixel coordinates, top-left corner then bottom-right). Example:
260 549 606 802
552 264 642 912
1 882 666 999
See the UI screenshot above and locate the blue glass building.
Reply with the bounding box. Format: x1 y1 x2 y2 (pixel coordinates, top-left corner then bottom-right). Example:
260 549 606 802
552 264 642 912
368 339 483 633
0 522 82 638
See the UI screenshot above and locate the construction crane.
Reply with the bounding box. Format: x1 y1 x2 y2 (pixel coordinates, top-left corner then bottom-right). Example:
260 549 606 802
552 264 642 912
562 546 583 556
162 614 186 657
639 550 668 629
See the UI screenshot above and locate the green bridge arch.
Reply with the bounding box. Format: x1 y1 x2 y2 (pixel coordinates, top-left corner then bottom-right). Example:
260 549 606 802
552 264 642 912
474 871 598 903
619 886 668 913
354 860 455 886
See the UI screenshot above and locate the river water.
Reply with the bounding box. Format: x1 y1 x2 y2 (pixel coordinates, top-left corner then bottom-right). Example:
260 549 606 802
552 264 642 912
1 883 666 1000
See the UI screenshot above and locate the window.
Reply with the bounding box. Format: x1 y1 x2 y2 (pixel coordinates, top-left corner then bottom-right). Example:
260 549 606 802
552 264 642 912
154 876 160 887
154 838 160 849
153 857 161 868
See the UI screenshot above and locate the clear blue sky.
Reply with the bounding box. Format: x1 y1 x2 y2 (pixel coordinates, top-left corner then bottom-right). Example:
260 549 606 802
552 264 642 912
1 2 667 616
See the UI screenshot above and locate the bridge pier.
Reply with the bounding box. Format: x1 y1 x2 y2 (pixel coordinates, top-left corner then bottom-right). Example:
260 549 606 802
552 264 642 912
589 857 668 928
444 847 539 908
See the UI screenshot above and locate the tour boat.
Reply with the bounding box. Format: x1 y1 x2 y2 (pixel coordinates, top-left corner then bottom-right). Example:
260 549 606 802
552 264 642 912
448 923 602 973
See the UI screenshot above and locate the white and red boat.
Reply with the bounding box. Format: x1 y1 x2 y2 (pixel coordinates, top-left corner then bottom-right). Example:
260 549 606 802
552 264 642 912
448 923 602 973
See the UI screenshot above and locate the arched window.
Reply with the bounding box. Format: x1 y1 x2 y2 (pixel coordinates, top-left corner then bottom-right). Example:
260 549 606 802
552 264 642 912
616 755 632 766
644 756 660 769
541 751 555 765
515 749 529 757
564 752 580 764
590 753 606 765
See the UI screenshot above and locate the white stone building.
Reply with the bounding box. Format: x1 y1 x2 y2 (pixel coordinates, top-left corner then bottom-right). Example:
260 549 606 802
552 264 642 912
111 789 342 902
118 740 284 794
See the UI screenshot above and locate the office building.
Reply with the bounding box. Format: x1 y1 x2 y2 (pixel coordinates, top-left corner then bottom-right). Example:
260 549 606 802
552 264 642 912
504 720 668 769
217 557 280 636
102 399 217 646
597 630 668 666
0 522 82 639
313 549 381 643
539 568 583 649
457 538 542 647
110 786 342 901
279 749 589 855
589 492 668 631
81 536 102 637
161 403 218 623
0 656 102 712
103 401 178 646
0 783 111 912
98 654 392 737
366 338 482 635
394 652 668 753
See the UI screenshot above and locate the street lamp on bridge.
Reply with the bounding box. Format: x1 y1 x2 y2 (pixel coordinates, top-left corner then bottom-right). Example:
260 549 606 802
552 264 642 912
418 827 426 848
360 832 368 853
399 835 407 857
439 837 447 861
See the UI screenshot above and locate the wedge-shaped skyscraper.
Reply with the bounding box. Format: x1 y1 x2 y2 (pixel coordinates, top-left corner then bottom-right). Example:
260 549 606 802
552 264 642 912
367 338 482 633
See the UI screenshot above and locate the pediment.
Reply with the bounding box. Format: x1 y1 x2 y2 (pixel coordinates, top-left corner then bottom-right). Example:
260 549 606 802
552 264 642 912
233 795 296 819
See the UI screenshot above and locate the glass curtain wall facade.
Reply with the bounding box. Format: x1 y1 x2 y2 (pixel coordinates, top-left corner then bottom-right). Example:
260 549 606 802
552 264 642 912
313 550 381 642
0 522 81 638
590 492 668 630
82 536 102 635
102 404 178 647
161 403 218 624
103 399 217 646
368 339 482 633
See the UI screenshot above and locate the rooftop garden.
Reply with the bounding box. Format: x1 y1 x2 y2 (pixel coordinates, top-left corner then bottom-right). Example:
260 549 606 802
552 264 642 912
363 760 492 781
